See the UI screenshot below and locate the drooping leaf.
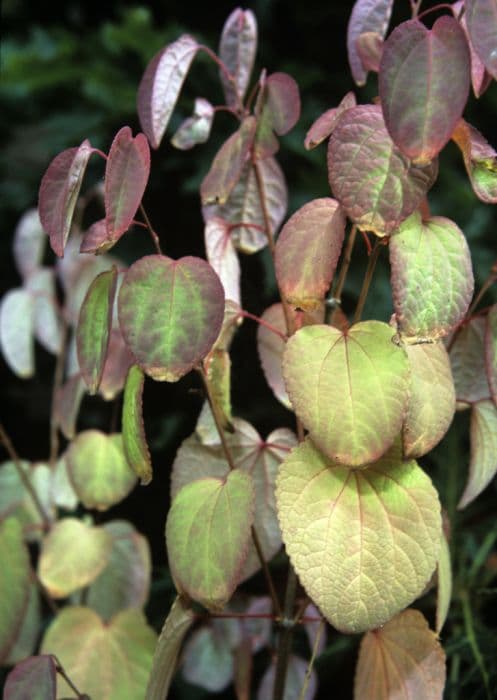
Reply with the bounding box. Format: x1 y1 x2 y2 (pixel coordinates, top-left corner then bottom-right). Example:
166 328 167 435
465 0 497 80
283 321 410 466
76 267 118 393
255 72 301 158
436 531 452 634
67 431 137 510
203 348 233 428
485 304 497 405
5 581 41 665
13 208 46 280
304 92 357 150
41 606 156 699
450 317 491 405
257 654 317 700
379 17 470 165
118 254 225 381
0 289 34 378
137 35 199 149
204 217 241 304
166 469 255 608
53 373 86 440
104 127 150 245
452 119 497 203
403 342 456 459
3 655 56 700
356 31 383 73
218 8 257 106
145 596 194 700
182 626 234 692
99 328 134 400
354 609 446 699
452 1 492 97
327 105 437 236
276 438 442 633
0 519 31 662
0 462 54 540
200 117 256 206
458 399 497 508
390 211 474 340
38 518 112 598
257 303 290 409
122 365 153 485
25 268 63 355
347 0 394 85
171 98 214 150
38 140 94 256
275 198 345 310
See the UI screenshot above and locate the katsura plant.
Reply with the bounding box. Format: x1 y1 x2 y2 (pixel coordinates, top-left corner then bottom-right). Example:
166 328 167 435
1 1 497 698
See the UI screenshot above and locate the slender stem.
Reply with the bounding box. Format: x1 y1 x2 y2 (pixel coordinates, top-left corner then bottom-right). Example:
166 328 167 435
198 45 244 114
409 0 423 18
333 224 358 303
460 590 491 699
195 611 323 623
52 655 88 699
139 204 163 255
0 423 51 531
353 240 383 324
92 148 108 161
49 321 68 468
273 566 298 700
466 271 497 318
239 309 287 341
298 619 324 700
417 3 454 20
251 525 282 618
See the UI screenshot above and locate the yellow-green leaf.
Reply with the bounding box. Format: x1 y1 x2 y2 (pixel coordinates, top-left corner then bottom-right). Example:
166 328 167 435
122 365 152 484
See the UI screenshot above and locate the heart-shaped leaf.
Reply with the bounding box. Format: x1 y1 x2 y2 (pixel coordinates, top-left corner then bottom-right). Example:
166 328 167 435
379 17 470 164
166 469 255 608
347 0 394 85
276 438 442 632
390 211 474 340
465 0 497 80
257 303 290 409
3 655 56 700
13 208 46 280
0 289 34 378
354 609 446 699
171 98 214 150
450 317 491 405
218 9 257 107
452 119 497 203
204 217 241 304
41 606 156 699
304 92 357 150
436 530 452 634
283 321 410 466
122 364 152 484
0 518 31 662
137 35 199 149
118 255 225 381
458 399 497 509
485 304 497 405
327 105 437 235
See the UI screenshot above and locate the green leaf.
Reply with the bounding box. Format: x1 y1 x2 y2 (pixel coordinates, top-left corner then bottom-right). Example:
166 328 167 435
76 267 118 394
283 321 410 466
38 518 112 598
452 119 497 203
41 606 156 700
276 438 442 633
118 254 225 382
0 288 34 378
0 518 31 662
354 609 446 699
122 364 152 484
436 531 452 634
67 431 137 510
254 72 301 158
5 582 41 665
390 211 474 340
485 304 497 405
458 399 497 509
166 469 255 609
347 0 394 86
450 317 491 405
0 461 54 540
3 655 56 700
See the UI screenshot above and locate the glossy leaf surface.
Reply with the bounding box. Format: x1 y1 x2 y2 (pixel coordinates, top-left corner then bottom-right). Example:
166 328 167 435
347 0 394 85
485 304 497 405
0 289 34 378
452 119 497 203
304 92 356 150
283 321 410 466
465 0 497 79
204 217 241 304
379 17 470 164
450 317 491 404
3 655 56 700
13 208 46 280
0 518 30 661
171 98 214 150
458 399 497 508
118 255 225 381
219 8 257 106
436 531 452 634
122 364 152 484
257 303 290 408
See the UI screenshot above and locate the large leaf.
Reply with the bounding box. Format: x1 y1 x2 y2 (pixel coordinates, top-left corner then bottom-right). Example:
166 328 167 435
403 343 456 459
257 303 291 409
327 105 437 236
458 399 497 509
390 211 474 340
3 655 56 700
38 140 94 256
67 431 137 510
218 8 257 106
41 606 156 700
354 609 446 699
379 17 470 165
204 217 241 304
38 518 112 598
283 321 410 466
118 254 225 381
25 268 63 355
450 317 491 405
276 438 442 633
122 364 153 484
304 92 357 150
171 98 214 150
465 0 497 80
452 119 497 203
347 0 394 85
0 519 31 662
485 304 497 405
13 208 46 280
166 469 255 608
275 198 345 310
0 289 34 378
137 35 199 149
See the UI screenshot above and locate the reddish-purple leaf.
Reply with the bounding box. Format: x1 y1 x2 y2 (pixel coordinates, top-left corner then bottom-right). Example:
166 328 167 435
257 304 290 409
38 140 94 257
450 317 492 405
347 0 394 85
465 0 497 80
80 219 112 254
137 35 199 149
257 655 317 700
3 655 56 700
200 117 256 206
98 328 134 400
452 1 492 97
255 72 301 158
485 304 497 406
204 217 241 304
452 119 497 203
219 8 257 107
304 92 357 150
13 209 46 280
171 98 214 150
53 374 86 440
356 31 383 73
328 105 437 235
379 17 470 165
458 399 497 508
275 198 345 310
0 289 34 378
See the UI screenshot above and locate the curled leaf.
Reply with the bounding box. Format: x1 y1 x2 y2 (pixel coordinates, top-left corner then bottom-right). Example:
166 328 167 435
257 303 290 409
0 518 31 662
347 0 394 85
255 72 301 157
452 119 497 203
304 92 356 150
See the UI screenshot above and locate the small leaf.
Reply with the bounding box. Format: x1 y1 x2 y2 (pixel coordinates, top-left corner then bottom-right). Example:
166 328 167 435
166 469 255 608
485 304 497 405
354 609 446 699
257 303 291 409
122 364 153 484
3 655 56 700
67 431 137 510
450 317 491 404
118 255 225 381
53 374 86 440
257 655 317 700
275 198 345 310
219 8 257 106
80 218 110 254
171 98 214 150
452 119 497 203
379 17 470 164
13 208 46 280
327 105 437 235
458 399 497 509
104 127 150 244
41 607 156 699
25 268 63 355
356 31 383 73
203 348 233 428
5 581 41 665
465 0 497 80
276 438 442 633
436 531 452 634
38 140 94 256
452 1 491 97
304 92 356 150
145 597 194 700
390 211 474 340
137 35 199 149
283 321 410 466
0 289 34 378
182 626 233 692
38 518 112 598
204 217 241 304
76 267 118 393
255 72 301 157
0 519 31 662
347 0 394 85
99 328 134 400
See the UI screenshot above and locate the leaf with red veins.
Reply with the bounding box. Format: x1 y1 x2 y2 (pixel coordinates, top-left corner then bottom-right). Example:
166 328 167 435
465 0 497 80
458 399 497 509
204 217 241 305
452 119 497 203
304 92 357 150
347 0 394 86
257 303 290 409
219 8 257 107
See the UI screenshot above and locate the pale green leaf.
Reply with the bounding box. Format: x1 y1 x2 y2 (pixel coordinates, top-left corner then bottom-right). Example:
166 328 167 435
0 289 34 378
0 461 54 541
0 518 31 661
458 399 497 508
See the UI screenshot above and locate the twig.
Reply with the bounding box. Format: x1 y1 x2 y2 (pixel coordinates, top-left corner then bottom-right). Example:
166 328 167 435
298 619 324 700
333 224 358 303
198 45 245 114
52 655 89 699
273 566 298 700
139 204 163 255
353 239 383 324
239 309 288 341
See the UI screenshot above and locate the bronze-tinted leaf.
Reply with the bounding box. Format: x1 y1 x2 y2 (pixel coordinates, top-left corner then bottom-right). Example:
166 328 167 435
255 72 301 157
218 8 257 107
458 399 497 509
98 328 134 400
304 92 357 150
356 31 383 73
347 0 394 85
450 317 491 404
452 119 497 203
465 0 497 80
452 1 492 97
80 219 110 254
